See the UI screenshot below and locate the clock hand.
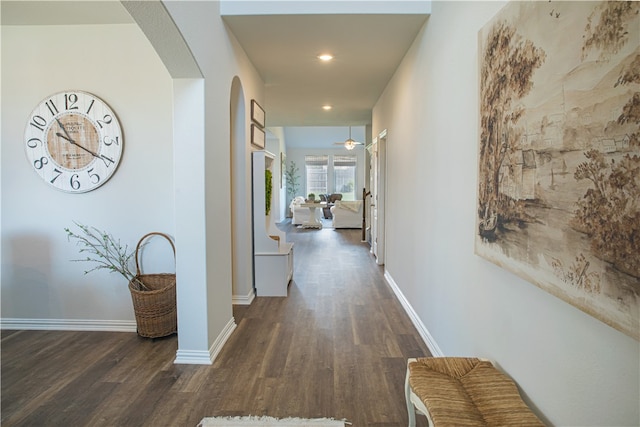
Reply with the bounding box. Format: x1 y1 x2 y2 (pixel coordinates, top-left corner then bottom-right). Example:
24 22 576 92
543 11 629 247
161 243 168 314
55 118 75 142
55 132 101 158
55 132 74 144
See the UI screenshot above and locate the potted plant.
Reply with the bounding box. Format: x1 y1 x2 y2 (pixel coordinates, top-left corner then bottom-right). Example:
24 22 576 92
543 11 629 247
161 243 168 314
285 161 300 216
307 193 316 202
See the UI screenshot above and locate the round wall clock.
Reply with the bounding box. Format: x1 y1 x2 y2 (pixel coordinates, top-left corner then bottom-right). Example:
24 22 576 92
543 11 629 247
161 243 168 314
24 90 123 193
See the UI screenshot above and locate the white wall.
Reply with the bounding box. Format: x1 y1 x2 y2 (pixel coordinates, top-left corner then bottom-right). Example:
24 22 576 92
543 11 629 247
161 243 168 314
373 2 640 426
2 1 269 362
284 126 366 149
1 24 174 324
145 1 267 351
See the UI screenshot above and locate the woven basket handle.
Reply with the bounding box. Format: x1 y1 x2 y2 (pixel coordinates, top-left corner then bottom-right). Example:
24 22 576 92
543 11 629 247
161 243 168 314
134 232 176 276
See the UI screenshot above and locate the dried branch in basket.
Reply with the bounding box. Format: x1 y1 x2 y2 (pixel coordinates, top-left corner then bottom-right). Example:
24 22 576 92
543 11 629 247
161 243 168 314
65 222 149 291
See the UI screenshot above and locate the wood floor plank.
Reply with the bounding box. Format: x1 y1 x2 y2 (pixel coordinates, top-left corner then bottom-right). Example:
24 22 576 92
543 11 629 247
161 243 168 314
2 220 431 426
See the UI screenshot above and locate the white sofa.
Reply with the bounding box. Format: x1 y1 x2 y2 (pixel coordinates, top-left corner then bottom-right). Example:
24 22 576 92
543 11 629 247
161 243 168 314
290 196 322 225
330 200 363 228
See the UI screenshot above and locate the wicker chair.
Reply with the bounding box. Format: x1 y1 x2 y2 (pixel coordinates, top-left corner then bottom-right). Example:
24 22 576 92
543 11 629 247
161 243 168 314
405 357 544 426
322 193 342 218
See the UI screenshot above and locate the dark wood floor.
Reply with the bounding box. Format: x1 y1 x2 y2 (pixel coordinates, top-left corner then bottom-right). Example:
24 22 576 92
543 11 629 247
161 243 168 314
2 220 431 426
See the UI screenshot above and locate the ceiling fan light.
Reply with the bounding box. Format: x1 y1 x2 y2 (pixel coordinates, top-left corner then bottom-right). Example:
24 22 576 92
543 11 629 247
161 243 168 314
344 139 356 150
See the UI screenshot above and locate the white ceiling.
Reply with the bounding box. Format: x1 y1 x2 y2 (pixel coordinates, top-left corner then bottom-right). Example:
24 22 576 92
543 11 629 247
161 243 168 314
222 13 428 127
2 1 429 128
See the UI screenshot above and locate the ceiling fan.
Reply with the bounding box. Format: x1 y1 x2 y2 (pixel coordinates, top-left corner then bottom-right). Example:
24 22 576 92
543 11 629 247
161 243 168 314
333 126 364 150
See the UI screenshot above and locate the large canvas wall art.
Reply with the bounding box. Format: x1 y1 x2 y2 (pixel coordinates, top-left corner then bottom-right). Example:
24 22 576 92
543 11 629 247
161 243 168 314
476 1 639 340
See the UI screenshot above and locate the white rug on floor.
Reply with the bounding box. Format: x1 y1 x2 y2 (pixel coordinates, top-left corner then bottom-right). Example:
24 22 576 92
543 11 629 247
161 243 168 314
198 416 346 427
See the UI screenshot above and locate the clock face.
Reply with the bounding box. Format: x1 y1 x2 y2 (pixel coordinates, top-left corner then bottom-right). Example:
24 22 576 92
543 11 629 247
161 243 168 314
24 91 123 193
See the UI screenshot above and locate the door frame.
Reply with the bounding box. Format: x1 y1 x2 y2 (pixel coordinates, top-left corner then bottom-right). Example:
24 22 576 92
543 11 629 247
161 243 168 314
370 129 387 266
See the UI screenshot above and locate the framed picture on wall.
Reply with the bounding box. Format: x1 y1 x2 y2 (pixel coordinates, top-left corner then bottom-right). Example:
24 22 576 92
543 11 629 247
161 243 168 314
475 0 640 341
251 99 265 128
251 124 265 149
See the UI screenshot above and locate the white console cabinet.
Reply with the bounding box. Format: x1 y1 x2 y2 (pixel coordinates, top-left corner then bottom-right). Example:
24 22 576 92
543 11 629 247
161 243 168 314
252 151 294 296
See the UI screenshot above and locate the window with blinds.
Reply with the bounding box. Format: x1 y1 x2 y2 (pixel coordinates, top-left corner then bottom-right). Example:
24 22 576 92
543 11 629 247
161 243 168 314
305 155 328 196
333 155 356 200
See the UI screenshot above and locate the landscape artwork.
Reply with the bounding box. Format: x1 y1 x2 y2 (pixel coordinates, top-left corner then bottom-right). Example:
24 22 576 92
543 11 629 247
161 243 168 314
475 1 639 340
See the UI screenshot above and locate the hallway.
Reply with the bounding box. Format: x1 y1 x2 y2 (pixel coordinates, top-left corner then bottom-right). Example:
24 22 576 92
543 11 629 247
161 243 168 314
2 224 431 426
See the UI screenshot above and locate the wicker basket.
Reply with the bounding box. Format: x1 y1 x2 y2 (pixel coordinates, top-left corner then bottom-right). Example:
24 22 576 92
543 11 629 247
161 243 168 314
128 232 177 338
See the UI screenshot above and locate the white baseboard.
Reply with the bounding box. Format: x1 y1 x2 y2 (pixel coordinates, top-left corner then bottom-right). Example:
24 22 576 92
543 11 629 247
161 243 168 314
174 317 236 365
5 277 437 363
210 317 237 361
0 318 137 332
173 348 214 365
383 271 444 357
232 289 255 305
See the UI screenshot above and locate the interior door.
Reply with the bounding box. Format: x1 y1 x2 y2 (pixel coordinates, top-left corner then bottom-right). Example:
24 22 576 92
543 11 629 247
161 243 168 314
370 139 379 258
372 130 386 266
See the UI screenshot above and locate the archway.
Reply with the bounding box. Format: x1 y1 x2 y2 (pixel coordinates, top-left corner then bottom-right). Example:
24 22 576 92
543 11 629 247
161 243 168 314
230 77 254 303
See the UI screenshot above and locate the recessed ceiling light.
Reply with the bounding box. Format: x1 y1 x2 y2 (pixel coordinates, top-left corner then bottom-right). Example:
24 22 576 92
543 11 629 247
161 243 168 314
322 105 332 111
318 54 333 62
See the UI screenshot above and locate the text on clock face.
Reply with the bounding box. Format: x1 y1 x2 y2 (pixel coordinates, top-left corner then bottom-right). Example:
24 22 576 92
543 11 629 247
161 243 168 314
45 114 100 170
58 122 83 133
